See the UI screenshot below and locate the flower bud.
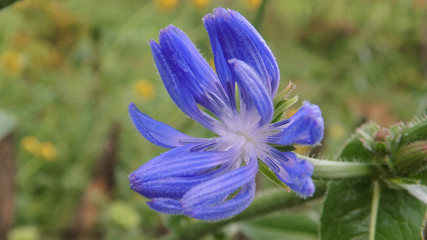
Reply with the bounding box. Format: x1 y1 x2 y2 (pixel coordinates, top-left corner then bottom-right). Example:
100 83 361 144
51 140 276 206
393 141 427 176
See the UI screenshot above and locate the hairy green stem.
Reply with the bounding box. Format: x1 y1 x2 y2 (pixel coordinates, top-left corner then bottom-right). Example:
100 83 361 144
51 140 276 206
297 154 379 179
166 183 326 240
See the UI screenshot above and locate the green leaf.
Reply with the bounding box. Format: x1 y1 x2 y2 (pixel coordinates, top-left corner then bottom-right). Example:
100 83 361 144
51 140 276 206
338 123 377 162
320 181 427 240
320 118 427 240
258 160 290 191
398 183 427 204
0 109 16 140
241 212 319 240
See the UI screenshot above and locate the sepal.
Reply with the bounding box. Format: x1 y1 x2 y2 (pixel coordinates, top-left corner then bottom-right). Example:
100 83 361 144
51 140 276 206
272 95 298 123
258 160 290 191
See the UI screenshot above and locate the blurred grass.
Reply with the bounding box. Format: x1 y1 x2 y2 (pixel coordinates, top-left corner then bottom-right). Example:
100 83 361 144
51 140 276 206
0 0 426 239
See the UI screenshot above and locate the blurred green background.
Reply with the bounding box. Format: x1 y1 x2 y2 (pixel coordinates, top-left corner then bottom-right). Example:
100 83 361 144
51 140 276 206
0 0 426 239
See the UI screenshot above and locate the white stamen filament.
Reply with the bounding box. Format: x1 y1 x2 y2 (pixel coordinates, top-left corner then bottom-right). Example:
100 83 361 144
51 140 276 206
215 109 272 165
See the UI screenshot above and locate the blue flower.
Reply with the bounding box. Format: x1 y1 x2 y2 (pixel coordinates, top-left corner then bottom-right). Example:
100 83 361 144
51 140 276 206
128 8 324 221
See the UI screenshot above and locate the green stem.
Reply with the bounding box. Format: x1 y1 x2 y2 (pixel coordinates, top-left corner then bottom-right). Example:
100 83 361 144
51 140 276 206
166 183 326 240
369 181 381 240
297 154 379 179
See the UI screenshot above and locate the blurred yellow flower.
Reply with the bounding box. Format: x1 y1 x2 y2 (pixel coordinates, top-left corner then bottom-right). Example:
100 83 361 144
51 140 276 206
155 0 178 12
189 0 210 9
133 79 155 100
246 0 262 10
330 124 345 139
21 136 41 156
40 142 57 161
1 50 26 76
21 136 57 161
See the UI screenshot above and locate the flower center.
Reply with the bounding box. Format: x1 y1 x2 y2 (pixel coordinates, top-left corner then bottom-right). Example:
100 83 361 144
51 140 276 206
228 130 255 147
216 111 271 163
220 131 255 161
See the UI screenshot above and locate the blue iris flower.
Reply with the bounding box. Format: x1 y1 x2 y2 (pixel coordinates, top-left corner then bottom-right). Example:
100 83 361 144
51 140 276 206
128 8 324 221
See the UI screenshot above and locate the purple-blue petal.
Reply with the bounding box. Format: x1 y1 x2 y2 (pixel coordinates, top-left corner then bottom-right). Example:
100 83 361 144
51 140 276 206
203 16 236 109
129 103 201 149
188 180 255 220
129 144 231 198
268 102 324 146
263 149 314 197
228 59 273 126
152 26 231 122
133 171 220 199
203 8 279 98
149 39 221 132
158 26 219 95
147 198 183 215
181 156 258 216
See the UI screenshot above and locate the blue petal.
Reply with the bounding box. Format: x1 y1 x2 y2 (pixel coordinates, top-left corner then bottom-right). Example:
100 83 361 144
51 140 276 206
203 16 236 109
147 198 183 215
188 180 255 220
152 26 231 123
158 26 219 94
129 103 201 149
129 144 230 199
136 172 220 199
268 102 324 146
203 8 280 98
149 39 221 132
181 156 258 220
228 59 273 125
263 149 314 197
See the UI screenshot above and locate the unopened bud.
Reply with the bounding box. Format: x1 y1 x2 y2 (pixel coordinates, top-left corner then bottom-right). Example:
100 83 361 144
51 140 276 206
393 141 427 176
